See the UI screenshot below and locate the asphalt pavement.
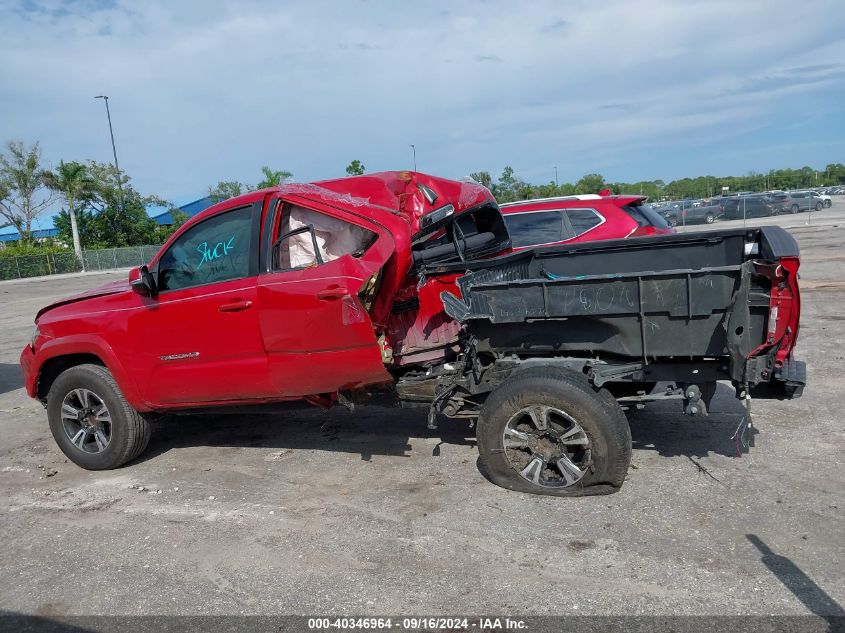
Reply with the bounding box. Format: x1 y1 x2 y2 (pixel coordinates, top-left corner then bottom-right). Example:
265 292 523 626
0 200 843 618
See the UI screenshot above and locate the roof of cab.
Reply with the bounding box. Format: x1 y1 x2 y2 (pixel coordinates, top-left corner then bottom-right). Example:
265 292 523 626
186 171 494 230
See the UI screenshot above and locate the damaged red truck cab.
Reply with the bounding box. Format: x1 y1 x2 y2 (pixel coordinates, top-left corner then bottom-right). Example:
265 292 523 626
22 172 504 409
20 171 805 497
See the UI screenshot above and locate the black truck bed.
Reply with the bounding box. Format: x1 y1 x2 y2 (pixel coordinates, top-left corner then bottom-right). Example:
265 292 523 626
435 226 804 398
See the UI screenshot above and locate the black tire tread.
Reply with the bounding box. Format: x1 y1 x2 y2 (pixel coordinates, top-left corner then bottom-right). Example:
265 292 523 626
47 364 151 470
476 366 631 497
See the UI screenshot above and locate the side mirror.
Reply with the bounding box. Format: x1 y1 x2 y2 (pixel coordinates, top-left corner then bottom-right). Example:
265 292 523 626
130 265 157 297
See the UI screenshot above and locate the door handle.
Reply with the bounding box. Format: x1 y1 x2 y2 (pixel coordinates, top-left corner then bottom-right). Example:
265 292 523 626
218 299 253 312
316 286 349 300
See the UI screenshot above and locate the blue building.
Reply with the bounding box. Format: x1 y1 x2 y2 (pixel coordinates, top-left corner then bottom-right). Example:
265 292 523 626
148 196 216 226
0 196 215 243
0 227 60 243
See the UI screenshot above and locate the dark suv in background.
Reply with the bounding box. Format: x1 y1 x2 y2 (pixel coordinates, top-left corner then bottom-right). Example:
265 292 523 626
721 196 776 219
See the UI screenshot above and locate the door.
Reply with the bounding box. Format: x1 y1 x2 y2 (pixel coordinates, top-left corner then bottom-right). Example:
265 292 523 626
257 198 395 396
130 203 273 405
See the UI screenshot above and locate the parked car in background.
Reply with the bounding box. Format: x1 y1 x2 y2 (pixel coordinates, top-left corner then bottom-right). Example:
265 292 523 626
722 196 776 219
814 191 832 207
499 194 674 249
658 199 723 226
764 193 789 212
783 191 825 213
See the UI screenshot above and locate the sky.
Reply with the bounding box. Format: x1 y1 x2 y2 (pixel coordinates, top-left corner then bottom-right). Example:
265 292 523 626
1 0 844 229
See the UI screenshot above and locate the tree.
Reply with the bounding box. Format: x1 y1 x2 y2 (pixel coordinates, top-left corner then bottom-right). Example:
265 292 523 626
74 161 166 248
345 160 365 176
575 173 606 194
257 166 293 189
0 141 52 244
53 206 96 249
208 180 249 203
493 166 526 203
469 171 493 189
43 161 93 264
153 209 188 243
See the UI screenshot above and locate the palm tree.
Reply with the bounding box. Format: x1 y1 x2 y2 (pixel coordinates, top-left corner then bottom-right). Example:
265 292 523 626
43 161 93 266
257 166 293 189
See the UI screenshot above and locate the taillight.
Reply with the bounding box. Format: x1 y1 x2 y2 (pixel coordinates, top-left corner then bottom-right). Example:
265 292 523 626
631 225 657 237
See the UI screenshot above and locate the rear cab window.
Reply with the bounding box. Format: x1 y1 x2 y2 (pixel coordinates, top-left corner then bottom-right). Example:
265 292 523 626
272 203 376 271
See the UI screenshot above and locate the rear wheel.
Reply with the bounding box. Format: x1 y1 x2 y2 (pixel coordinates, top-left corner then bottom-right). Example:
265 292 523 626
476 368 631 496
815 202 823 211
824 199 832 208
667 215 678 227
47 364 152 470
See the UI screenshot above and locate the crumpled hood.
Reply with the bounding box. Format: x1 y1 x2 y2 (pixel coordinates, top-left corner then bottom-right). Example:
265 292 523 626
36 278 129 321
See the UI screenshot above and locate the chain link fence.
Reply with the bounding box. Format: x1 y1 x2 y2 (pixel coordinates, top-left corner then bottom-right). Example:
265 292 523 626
0 245 162 281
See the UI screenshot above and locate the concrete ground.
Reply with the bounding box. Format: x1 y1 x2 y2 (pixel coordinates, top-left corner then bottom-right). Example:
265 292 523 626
0 200 843 618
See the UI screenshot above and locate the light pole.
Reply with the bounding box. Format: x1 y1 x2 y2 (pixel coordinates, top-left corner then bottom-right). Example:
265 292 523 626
94 95 120 175
409 144 417 171
94 95 124 215
554 166 558 187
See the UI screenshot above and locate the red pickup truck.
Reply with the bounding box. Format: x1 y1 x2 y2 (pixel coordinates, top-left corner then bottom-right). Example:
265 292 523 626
21 171 805 496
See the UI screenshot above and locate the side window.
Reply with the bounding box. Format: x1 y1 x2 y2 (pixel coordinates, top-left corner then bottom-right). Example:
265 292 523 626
503 211 565 247
274 204 376 271
566 208 603 237
158 206 253 292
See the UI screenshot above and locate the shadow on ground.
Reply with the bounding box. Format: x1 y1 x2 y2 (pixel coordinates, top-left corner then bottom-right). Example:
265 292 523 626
138 405 475 465
0 363 23 396
747 534 845 624
628 383 756 459
136 383 758 466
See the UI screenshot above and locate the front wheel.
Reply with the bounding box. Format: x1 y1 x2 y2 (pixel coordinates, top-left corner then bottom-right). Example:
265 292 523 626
791 204 799 214
47 364 152 470
476 368 631 496
705 212 715 224
815 202 823 211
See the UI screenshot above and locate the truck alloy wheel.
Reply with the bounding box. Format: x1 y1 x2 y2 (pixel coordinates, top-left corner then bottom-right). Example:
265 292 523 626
475 368 631 496
47 364 151 470
60 388 112 454
502 405 591 488
705 213 715 224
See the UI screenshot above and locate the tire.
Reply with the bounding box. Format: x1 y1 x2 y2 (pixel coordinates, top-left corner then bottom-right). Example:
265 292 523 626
791 204 799 214
825 200 832 208
705 213 715 224
47 364 152 470
815 202 823 211
667 216 678 227
476 367 631 497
